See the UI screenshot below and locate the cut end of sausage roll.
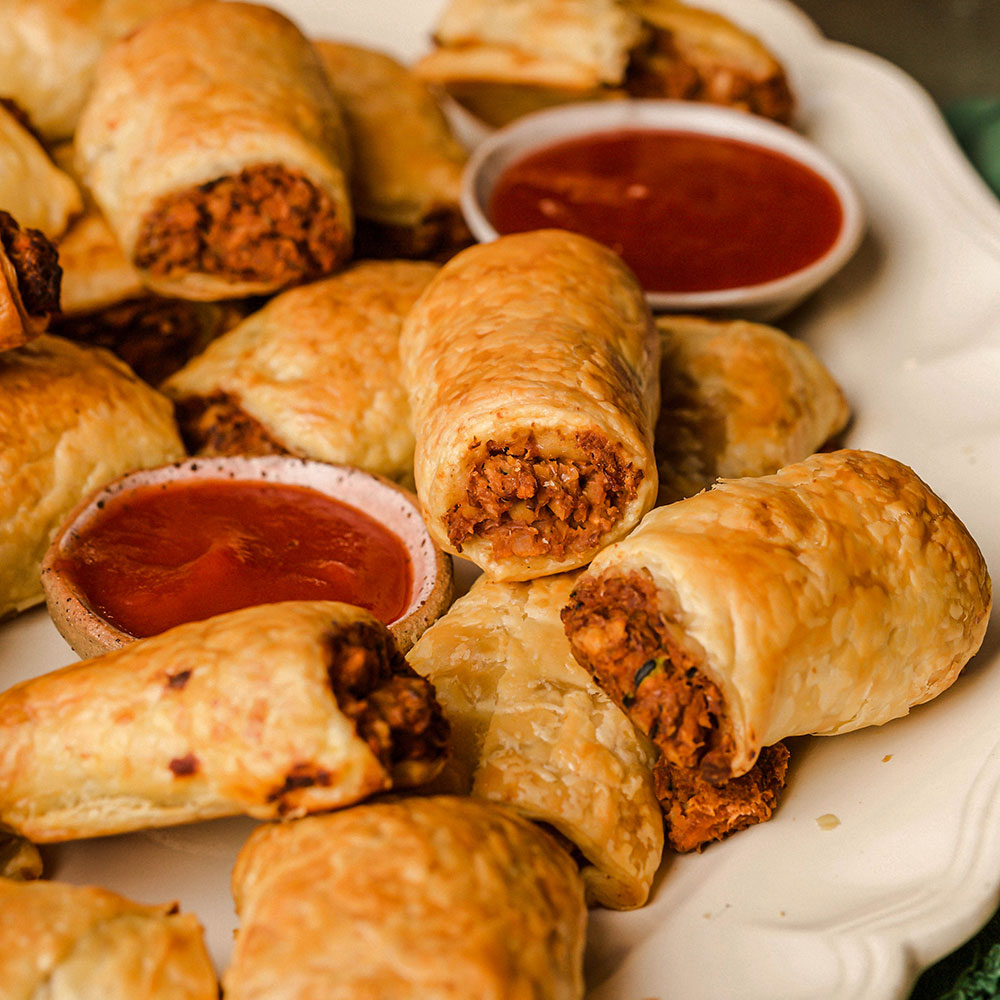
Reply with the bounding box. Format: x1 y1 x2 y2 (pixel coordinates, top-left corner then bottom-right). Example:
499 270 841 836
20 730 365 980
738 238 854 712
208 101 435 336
654 741 790 853
445 430 644 563
562 566 735 781
171 391 289 457
324 617 450 788
133 164 351 291
0 210 61 350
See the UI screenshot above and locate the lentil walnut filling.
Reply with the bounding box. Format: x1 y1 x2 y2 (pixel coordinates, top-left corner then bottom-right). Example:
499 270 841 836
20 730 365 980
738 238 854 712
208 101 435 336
444 431 643 561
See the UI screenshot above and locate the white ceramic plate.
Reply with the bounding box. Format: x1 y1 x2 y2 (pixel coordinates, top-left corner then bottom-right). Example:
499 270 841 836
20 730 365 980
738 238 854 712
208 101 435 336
2 1 999 997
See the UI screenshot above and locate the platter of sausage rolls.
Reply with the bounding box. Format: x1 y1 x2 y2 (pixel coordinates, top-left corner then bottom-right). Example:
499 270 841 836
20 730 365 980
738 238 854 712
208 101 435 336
0 0 998 997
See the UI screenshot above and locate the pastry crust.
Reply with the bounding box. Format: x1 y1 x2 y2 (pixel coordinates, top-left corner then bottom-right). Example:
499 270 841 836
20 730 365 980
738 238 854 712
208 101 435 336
0 334 184 618
399 229 660 580
0 601 448 841
0 879 217 999
414 0 793 127
223 796 587 1000
313 41 472 261
0 104 82 238
563 450 992 779
654 314 850 504
0 0 192 143
75 0 354 300
406 571 663 909
162 261 439 484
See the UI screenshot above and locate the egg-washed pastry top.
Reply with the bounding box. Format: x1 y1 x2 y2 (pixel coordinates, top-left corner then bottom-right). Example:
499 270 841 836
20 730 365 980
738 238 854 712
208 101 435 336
224 796 587 1000
0 601 449 841
399 229 659 581
406 570 663 908
75 0 354 301
563 450 992 781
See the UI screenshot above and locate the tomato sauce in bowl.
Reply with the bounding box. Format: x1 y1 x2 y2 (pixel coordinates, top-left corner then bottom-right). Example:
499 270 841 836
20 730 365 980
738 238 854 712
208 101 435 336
50 478 413 638
488 128 844 294
461 100 865 320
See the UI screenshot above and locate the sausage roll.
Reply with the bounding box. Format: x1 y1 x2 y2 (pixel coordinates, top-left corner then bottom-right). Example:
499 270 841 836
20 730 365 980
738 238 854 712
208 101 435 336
406 571 663 908
0 103 82 238
0 601 448 841
223 796 586 1000
563 450 992 781
75 0 354 301
0 212 62 351
0 334 183 618
0 879 217 1000
0 0 192 143
399 229 660 580
414 0 793 127
654 314 850 505
313 41 472 261
162 260 439 484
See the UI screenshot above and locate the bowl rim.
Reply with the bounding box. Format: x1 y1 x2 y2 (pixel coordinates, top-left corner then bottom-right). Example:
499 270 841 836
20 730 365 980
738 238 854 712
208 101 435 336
40 455 453 657
460 98 866 316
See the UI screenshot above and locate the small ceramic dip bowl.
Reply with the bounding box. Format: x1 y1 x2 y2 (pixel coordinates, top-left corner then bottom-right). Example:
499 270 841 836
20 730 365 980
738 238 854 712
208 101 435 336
41 456 453 659
461 99 865 321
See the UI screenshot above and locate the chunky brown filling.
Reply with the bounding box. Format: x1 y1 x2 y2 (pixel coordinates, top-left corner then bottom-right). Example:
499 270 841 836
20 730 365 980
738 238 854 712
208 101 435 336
561 567 734 780
324 621 449 777
53 297 247 385
444 431 642 560
654 742 790 853
625 29 794 124
134 164 349 286
172 392 289 457
354 205 473 263
0 210 61 317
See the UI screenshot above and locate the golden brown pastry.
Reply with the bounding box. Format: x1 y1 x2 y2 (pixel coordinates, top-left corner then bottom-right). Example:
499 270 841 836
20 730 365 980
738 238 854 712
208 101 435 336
0 831 43 880
223 796 587 1000
0 601 448 842
563 450 992 781
0 103 82 238
0 334 183 618
399 229 660 580
162 260 439 484
414 0 793 127
75 0 354 301
313 41 472 261
0 879 217 999
0 0 192 142
0 211 62 351
406 571 663 909
654 314 850 505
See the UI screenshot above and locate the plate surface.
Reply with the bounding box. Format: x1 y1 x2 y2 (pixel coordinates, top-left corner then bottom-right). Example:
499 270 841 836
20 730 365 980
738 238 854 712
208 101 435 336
2 1 999 997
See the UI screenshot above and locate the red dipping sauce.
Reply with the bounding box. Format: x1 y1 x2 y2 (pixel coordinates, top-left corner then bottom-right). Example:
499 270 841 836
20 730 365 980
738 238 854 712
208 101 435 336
488 128 844 293
54 479 413 637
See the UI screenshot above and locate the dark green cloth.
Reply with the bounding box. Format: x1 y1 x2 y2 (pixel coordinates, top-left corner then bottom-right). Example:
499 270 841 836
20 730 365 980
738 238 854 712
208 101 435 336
944 97 1000 198
905 97 999 999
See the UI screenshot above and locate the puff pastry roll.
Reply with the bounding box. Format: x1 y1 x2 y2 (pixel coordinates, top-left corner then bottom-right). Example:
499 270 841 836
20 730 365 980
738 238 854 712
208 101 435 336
223 796 586 1000
400 229 659 580
563 450 992 781
0 103 82 238
313 41 472 262
406 571 662 908
654 314 850 505
415 0 793 127
75 0 354 301
0 601 448 842
0 211 63 351
0 879 217 1000
0 334 183 618
162 260 438 484
0 0 191 142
